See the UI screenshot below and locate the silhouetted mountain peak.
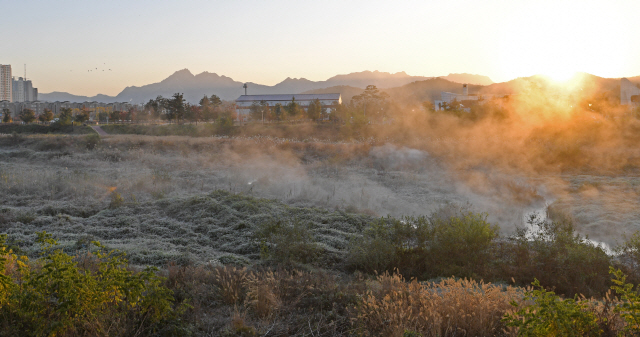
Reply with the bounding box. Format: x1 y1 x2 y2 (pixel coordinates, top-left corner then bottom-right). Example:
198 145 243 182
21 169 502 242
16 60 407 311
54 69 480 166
162 69 194 83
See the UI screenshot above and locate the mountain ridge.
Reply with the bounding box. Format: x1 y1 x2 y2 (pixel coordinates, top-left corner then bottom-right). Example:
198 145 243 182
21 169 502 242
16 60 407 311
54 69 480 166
38 69 640 104
38 70 436 103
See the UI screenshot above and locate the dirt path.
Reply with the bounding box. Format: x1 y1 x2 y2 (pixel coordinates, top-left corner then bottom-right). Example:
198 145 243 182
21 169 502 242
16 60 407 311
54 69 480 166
91 126 109 136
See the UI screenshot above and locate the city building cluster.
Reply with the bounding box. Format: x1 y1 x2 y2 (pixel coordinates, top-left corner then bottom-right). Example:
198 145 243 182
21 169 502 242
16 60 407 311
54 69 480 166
0 64 38 103
0 100 132 117
0 64 132 120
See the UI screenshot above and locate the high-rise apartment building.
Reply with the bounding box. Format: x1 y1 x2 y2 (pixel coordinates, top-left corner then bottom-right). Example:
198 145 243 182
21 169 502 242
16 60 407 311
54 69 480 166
11 77 37 102
12 77 24 102
0 65 11 102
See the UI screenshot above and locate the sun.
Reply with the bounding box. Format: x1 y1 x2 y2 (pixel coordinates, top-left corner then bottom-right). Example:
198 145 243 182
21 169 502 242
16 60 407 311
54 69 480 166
494 3 629 82
544 69 577 83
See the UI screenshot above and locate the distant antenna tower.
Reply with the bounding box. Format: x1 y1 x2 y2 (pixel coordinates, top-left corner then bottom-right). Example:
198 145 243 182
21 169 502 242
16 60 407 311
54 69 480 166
24 64 26 80
243 83 248 95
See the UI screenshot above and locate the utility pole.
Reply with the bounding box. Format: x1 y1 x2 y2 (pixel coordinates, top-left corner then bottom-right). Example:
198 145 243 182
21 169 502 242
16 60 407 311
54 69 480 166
243 83 248 95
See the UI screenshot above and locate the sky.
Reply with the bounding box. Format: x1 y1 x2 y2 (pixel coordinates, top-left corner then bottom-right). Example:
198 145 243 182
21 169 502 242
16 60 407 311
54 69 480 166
3 0 640 96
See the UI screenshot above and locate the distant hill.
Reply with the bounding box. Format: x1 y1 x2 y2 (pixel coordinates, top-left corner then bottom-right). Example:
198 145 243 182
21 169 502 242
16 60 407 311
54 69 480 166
384 78 480 105
439 73 494 86
39 69 637 105
301 85 364 102
39 69 435 104
479 73 622 98
38 92 121 103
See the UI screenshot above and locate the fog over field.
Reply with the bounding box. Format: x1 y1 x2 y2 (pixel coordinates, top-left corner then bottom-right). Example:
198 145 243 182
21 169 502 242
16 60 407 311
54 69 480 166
1 122 638 264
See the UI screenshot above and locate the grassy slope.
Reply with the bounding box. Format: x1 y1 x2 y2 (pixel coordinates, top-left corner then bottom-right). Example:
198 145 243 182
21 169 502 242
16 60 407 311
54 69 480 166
1 190 372 267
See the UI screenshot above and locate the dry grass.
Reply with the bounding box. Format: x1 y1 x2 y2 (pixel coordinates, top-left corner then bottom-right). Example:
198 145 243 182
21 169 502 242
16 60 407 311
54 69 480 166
355 271 522 337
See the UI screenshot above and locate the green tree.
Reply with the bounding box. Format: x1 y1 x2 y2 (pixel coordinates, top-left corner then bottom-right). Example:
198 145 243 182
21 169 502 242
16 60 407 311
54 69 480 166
306 99 322 120
74 108 90 123
122 108 136 121
209 94 222 107
38 109 54 123
185 104 202 124
145 96 165 120
249 101 261 121
352 85 390 120
273 103 285 121
2 109 12 123
58 108 73 125
199 95 212 121
2 108 12 123
109 110 121 122
167 93 186 123
249 100 270 123
19 109 36 124
286 97 300 120
208 94 223 121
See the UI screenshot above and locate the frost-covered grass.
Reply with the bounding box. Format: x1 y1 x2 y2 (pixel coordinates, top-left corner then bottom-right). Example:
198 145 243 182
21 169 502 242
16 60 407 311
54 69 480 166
0 189 372 267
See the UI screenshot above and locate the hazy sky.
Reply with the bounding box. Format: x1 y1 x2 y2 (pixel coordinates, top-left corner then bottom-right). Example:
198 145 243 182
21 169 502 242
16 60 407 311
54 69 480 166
4 0 639 96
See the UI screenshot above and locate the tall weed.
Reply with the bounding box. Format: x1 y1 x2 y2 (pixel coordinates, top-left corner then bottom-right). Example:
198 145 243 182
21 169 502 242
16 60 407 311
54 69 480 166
355 271 520 336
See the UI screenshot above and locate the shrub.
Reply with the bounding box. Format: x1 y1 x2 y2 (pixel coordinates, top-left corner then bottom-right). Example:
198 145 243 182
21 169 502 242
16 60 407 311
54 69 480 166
0 232 188 337
254 219 321 264
347 218 399 274
426 211 498 278
348 210 499 280
505 216 612 297
85 133 101 150
503 279 602 336
15 211 36 224
610 267 640 333
109 190 124 208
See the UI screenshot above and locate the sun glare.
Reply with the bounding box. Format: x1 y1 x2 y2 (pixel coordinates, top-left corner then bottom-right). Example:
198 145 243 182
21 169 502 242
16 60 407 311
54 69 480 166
545 69 577 83
495 2 628 82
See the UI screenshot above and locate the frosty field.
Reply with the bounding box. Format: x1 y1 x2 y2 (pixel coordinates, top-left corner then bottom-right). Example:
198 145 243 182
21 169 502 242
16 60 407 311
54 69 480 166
0 132 638 265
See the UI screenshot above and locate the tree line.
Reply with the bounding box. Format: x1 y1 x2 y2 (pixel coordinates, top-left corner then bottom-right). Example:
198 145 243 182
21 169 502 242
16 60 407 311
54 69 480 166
1 84 400 126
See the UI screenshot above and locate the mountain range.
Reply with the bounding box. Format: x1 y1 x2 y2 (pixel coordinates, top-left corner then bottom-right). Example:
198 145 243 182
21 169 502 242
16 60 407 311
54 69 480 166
38 70 494 104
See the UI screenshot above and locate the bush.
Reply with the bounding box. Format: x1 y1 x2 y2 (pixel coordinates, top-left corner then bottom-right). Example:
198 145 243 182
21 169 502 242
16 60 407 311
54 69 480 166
503 279 602 336
504 216 612 297
610 267 640 333
85 133 101 150
347 209 499 280
254 219 321 265
0 232 188 336
109 191 124 209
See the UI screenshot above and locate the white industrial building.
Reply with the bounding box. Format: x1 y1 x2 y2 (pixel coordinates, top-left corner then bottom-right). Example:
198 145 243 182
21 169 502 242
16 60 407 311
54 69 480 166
620 78 640 106
236 93 341 114
0 65 11 102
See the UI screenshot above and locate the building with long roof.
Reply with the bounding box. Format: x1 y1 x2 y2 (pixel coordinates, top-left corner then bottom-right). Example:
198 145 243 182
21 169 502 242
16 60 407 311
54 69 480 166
235 93 341 115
